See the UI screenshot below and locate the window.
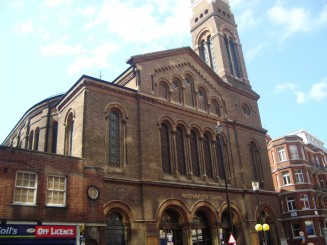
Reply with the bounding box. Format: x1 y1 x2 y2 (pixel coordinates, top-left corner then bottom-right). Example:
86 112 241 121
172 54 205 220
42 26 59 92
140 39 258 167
47 175 66 206
271 151 276 165
319 176 325 189
28 130 34 150
203 133 213 179
291 223 301 238
161 123 172 174
14 171 37 205
51 121 58 153
249 141 263 183
282 171 291 186
190 130 200 177
34 127 40 151
64 113 74 156
198 88 208 111
277 147 286 162
286 196 296 211
289 145 299 159
159 81 169 100
109 110 120 166
305 220 316 237
224 34 242 78
275 174 279 188
315 156 320 167
294 169 304 184
176 126 186 176
199 36 217 72
300 194 310 210
241 103 250 117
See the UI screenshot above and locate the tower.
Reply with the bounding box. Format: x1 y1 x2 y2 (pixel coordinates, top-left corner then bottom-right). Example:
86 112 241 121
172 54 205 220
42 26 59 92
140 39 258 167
190 0 250 86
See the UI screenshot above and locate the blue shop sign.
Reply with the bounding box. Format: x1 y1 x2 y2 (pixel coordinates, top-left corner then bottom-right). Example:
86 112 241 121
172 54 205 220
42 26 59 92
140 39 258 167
0 225 36 238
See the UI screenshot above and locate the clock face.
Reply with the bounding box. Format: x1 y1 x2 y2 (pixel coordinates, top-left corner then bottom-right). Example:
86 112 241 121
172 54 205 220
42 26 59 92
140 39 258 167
87 186 99 200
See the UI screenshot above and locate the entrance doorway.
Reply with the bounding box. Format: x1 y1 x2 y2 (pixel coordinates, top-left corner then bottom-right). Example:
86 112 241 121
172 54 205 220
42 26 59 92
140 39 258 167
159 209 183 245
191 211 212 245
105 212 126 245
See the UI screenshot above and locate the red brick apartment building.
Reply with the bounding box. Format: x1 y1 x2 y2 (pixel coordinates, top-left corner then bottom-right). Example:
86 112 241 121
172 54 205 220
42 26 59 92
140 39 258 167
267 130 327 245
1 0 287 244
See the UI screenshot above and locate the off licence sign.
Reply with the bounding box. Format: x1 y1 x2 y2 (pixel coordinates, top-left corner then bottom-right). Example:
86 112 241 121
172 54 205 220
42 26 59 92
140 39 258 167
35 226 76 238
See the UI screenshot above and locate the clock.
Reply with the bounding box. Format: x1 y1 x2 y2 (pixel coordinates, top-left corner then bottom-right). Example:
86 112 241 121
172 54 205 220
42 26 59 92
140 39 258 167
87 186 99 200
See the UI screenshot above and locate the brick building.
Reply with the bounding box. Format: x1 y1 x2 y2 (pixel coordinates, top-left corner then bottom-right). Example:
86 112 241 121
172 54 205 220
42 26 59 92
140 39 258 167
267 130 327 245
1 0 286 244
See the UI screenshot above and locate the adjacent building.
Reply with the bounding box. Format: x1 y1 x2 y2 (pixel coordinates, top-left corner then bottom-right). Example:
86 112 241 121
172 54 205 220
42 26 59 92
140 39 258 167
1 0 287 244
267 130 327 245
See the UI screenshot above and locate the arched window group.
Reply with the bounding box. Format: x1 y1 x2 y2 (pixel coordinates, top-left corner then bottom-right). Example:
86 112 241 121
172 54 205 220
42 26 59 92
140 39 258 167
158 76 222 118
223 33 242 78
160 121 230 182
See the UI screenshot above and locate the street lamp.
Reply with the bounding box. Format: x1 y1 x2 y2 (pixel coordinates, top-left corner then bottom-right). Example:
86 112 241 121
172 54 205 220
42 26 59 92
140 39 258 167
252 181 269 245
215 121 234 241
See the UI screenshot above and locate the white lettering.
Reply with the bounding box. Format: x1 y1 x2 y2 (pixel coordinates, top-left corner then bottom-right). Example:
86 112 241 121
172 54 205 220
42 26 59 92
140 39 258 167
0 227 18 235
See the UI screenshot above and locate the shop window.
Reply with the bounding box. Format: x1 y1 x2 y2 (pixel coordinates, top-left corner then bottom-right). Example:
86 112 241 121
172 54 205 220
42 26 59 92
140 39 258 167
192 211 212 244
47 175 66 207
13 171 37 205
160 209 183 245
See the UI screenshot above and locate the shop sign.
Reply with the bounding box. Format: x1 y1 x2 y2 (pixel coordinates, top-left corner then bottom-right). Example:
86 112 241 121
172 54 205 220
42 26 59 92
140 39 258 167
0 225 35 238
35 226 76 238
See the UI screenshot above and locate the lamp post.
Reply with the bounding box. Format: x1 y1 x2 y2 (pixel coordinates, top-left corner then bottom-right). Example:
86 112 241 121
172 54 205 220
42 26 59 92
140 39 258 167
252 181 269 245
215 121 234 242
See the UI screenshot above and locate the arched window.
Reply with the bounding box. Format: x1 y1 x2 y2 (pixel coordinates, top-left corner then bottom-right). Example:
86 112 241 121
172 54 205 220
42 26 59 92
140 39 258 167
224 34 242 78
51 121 58 153
250 141 264 185
161 123 172 174
200 36 217 72
198 87 208 111
34 127 40 151
64 113 74 156
28 130 34 150
210 99 221 117
109 110 120 166
190 130 200 177
159 81 169 100
176 126 186 176
241 103 251 117
184 76 195 108
171 79 182 104
203 133 213 179
215 135 229 180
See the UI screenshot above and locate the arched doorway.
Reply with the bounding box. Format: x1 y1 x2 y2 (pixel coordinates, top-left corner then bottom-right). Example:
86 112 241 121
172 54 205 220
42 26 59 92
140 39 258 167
105 212 127 245
191 210 212 245
159 209 183 245
220 210 235 244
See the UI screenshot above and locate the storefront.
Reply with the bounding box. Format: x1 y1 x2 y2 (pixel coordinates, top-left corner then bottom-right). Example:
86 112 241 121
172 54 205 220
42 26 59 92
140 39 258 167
0 224 77 244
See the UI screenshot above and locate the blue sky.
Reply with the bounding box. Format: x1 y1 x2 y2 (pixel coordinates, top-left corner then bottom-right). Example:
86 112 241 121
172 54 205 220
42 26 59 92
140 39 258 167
1 0 327 146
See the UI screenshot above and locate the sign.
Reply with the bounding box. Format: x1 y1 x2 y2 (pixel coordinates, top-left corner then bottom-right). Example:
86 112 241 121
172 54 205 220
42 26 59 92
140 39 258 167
299 231 304 236
0 225 35 239
35 226 76 238
228 233 236 244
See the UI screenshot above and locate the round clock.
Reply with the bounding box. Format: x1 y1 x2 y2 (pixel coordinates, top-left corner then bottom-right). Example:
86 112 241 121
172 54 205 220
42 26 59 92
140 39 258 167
87 186 99 200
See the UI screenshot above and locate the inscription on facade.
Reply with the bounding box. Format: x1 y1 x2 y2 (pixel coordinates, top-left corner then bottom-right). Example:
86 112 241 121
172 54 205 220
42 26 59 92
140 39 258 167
181 193 224 201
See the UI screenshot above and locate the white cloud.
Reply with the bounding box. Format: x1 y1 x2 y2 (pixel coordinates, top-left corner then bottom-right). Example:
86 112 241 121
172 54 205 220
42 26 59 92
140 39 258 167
16 21 33 34
237 9 257 31
84 0 190 45
11 1 24 8
267 3 310 41
44 0 72 8
277 79 327 104
40 37 82 56
68 43 119 75
309 81 327 102
274 83 296 93
246 44 265 61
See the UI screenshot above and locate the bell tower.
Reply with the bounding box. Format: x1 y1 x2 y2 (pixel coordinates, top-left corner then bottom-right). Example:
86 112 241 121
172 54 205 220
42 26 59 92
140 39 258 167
190 0 250 86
